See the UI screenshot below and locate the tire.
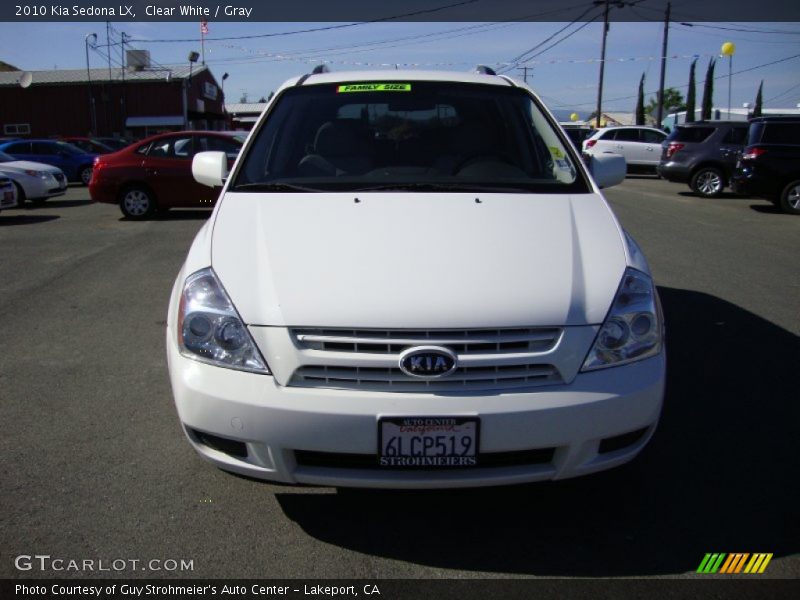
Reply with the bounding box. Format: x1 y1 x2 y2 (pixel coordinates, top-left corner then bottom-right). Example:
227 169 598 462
690 167 725 198
120 186 156 220
779 180 800 215
79 166 93 186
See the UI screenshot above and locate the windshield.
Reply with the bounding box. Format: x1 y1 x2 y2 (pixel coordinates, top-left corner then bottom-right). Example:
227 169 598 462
0 151 15 163
231 81 588 193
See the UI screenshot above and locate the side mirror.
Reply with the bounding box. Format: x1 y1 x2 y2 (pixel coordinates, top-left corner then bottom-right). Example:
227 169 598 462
588 153 626 189
192 151 228 188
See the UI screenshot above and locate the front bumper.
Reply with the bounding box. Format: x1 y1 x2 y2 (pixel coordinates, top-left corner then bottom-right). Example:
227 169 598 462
1 186 17 209
24 175 67 199
167 330 665 489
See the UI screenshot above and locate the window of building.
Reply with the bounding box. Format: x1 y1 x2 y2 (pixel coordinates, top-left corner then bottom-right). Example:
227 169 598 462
3 123 31 135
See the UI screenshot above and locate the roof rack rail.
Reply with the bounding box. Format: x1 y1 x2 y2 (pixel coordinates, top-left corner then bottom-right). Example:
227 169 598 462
474 65 497 76
296 64 331 86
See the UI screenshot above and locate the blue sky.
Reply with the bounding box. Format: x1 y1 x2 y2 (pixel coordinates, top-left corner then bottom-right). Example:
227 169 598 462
1 20 799 117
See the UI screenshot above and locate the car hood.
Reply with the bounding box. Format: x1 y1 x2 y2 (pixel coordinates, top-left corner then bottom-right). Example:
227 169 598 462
211 192 627 328
0 160 63 175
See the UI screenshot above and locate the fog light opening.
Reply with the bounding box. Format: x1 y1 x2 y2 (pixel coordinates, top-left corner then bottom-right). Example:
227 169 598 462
598 427 649 454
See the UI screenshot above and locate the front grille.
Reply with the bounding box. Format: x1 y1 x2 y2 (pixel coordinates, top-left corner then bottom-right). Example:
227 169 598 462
292 327 561 355
288 327 564 392
294 447 555 470
291 363 560 392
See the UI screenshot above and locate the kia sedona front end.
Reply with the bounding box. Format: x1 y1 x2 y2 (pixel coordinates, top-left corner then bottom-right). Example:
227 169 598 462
166 69 665 488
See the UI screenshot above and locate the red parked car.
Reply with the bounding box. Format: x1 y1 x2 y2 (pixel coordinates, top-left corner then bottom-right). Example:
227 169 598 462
89 131 245 219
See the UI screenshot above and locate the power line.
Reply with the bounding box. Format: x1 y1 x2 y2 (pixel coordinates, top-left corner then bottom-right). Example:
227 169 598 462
499 3 602 72
516 18 599 65
678 22 800 35
207 22 515 65
127 0 480 43
193 3 592 68
765 81 800 103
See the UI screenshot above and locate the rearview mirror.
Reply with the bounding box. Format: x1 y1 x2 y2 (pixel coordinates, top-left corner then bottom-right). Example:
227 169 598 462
588 153 626 189
192 151 228 188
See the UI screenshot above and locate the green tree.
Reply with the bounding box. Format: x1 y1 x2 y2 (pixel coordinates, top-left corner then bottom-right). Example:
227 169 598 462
752 81 763 118
635 73 646 125
685 59 697 123
646 87 685 117
701 58 716 121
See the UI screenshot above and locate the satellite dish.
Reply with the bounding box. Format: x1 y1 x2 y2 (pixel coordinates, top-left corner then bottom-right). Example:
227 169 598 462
18 72 33 88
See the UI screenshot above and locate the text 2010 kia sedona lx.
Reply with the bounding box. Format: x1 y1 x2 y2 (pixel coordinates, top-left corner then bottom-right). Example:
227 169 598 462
166 68 665 488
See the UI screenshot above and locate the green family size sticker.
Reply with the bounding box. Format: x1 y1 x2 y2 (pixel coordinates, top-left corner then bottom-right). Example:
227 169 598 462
337 83 412 93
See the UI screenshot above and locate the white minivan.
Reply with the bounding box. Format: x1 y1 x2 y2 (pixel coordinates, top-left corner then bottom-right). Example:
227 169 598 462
167 69 665 488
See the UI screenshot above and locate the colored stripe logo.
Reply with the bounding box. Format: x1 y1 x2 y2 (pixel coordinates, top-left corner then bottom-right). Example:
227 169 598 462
697 553 773 574
337 83 412 93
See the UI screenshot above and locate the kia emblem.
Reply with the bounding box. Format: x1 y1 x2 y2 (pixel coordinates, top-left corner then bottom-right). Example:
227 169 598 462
398 346 458 379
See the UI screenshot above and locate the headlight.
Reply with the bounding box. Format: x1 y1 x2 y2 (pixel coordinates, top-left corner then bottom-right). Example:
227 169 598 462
582 268 663 371
24 169 48 179
177 268 270 374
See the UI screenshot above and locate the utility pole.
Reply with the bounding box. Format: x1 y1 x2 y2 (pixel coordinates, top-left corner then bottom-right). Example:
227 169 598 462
594 0 612 128
104 21 112 135
655 1 671 128
84 33 98 135
120 32 128 135
105 21 112 80
517 66 531 84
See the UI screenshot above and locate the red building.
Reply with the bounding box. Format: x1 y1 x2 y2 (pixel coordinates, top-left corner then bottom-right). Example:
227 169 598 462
0 61 226 139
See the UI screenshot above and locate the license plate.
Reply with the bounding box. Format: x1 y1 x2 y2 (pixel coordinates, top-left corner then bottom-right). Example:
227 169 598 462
378 416 479 468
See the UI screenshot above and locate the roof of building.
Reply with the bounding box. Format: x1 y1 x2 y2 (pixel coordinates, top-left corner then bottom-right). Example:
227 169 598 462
225 103 267 114
0 64 210 87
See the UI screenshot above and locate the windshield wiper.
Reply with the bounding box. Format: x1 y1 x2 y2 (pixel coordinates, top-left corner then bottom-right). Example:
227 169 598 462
230 182 322 192
353 182 532 193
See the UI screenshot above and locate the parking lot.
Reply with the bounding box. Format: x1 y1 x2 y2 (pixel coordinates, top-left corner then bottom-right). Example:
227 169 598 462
1 178 797 579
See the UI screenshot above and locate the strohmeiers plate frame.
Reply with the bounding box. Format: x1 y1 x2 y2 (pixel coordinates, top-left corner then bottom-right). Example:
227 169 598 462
378 416 479 468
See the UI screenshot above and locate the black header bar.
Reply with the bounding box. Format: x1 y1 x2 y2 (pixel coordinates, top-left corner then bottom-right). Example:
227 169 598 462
1 0 799 22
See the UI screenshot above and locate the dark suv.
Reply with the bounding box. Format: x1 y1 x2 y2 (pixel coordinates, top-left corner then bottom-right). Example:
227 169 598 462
657 121 749 197
731 116 800 215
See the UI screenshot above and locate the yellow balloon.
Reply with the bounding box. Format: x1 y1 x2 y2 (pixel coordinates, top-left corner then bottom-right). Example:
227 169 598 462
570 112 579 122
721 41 736 56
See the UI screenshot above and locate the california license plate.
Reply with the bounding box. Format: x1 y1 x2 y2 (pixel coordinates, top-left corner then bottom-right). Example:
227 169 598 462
378 416 479 468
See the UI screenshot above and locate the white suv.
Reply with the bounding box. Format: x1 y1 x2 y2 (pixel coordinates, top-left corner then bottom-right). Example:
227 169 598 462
583 126 667 174
167 69 665 488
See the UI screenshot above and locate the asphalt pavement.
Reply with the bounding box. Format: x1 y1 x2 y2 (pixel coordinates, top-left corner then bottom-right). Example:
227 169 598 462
1 179 797 580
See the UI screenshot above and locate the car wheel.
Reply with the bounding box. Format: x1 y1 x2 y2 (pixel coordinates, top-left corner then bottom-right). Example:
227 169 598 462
79 166 93 186
120 187 156 220
779 180 800 215
690 167 725 197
